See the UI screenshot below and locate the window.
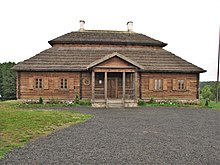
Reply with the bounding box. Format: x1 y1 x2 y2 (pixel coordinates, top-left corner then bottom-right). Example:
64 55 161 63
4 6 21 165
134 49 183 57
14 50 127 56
155 79 162 90
61 79 68 89
178 80 185 90
35 78 42 89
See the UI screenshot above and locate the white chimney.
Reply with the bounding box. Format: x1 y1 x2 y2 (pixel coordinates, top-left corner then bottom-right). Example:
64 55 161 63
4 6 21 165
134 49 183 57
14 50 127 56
127 21 133 32
79 20 85 31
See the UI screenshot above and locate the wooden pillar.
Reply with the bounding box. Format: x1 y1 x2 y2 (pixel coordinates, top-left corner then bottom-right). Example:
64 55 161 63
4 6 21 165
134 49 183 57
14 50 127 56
92 71 95 101
123 72 126 100
79 72 82 99
139 72 142 99
134 71 138 100
105 72 108 99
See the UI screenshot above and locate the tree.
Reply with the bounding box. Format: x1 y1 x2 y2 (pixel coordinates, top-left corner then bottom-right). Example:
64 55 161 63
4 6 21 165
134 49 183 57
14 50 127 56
201 85 215 100
0 63 3 99
213 83 220 101
0 62 16 100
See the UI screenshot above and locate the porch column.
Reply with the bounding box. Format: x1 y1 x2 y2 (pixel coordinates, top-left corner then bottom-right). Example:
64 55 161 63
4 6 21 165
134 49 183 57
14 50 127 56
104 72 108 99
92 71 95 101
134 71 138 100
123 72 126 100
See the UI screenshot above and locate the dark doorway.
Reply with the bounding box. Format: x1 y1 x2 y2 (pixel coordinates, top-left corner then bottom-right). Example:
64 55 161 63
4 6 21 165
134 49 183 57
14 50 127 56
107 73 122 99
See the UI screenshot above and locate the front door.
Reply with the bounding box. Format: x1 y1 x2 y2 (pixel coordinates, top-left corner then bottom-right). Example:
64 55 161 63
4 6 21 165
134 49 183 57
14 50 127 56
108 78 118 98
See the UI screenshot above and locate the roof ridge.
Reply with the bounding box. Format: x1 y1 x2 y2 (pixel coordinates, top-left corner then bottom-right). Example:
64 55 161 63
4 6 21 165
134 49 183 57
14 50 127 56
80 30 132 33
48 30 167 47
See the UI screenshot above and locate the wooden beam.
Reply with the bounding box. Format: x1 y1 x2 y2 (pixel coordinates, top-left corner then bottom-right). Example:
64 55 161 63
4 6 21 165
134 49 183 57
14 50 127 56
92 71 95 100
139 72 142 99
94 68 135 73
105 72 107 99
123 72 126 100
134 71 138 100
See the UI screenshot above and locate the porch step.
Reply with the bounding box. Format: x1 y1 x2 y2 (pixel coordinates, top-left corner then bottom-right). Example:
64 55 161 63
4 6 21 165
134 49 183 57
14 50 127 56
107 99 124 108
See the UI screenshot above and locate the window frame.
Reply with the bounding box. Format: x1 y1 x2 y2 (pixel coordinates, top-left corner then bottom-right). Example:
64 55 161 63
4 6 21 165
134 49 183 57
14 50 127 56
154 79 163 91
35 78 43 89
177 79 185 90
60 78 68 89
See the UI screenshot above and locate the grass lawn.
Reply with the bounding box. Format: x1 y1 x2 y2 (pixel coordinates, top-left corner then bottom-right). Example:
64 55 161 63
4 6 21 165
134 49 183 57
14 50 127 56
138 99 220 110
0 100 92 159
206 101 220 109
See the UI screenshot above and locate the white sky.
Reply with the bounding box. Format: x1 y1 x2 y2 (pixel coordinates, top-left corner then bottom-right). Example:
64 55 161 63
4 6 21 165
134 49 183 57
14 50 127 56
0 0 219 81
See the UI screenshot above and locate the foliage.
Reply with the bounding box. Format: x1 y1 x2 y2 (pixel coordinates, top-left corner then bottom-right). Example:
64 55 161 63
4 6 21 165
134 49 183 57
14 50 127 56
201 85 215 100
204 100 220 109
75 94 79 104
39 97 43 104
78 100 91 106
0 100 92 159
0 62 16 100
205 99 209 106
138 99 146 106
148 97 156 104
138 98 220 109
48 98 60 104
200 81 220 101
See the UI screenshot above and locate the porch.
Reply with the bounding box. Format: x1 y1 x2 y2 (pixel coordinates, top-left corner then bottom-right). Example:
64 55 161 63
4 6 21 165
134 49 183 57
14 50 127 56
91 71 138 108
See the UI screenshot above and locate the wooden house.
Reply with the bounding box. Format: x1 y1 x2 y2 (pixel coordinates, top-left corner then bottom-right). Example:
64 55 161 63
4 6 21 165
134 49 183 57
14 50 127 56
12 21 206 107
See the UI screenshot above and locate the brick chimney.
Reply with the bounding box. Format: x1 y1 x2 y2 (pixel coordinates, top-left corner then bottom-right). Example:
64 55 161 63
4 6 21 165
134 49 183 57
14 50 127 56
127 21 133 32
79 20 85 31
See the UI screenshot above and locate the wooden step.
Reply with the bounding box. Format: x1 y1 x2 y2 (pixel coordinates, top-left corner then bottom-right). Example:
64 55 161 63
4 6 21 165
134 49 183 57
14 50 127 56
107 99 124 108
108 103 123 108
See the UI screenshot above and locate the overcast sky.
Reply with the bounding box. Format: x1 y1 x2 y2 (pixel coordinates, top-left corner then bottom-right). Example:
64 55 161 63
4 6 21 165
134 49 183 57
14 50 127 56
0 0 219 81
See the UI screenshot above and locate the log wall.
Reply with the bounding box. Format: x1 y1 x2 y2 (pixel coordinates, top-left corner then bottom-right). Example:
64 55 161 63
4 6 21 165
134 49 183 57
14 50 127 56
18 72 80 100
81 72 92 99
140 73 199 100
17 71 200 101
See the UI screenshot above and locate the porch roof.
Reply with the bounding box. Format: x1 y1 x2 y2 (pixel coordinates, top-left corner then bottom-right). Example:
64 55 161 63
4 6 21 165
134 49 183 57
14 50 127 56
86 52 145 70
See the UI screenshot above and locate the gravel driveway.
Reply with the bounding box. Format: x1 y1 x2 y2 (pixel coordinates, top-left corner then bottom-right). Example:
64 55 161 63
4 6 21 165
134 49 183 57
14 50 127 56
1 107 219 164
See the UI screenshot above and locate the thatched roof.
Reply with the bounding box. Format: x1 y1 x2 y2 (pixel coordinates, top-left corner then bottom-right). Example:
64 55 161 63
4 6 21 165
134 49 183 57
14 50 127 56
13 46 205 73
48 30 167 47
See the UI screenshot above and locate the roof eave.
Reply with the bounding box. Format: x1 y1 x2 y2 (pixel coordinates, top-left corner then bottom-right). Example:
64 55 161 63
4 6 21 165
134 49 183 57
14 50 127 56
140 69 207 74
12 66 206 74
12 68 88 72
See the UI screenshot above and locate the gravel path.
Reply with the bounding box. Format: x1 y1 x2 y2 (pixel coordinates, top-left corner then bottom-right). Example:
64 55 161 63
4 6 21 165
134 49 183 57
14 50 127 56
1 107 220 164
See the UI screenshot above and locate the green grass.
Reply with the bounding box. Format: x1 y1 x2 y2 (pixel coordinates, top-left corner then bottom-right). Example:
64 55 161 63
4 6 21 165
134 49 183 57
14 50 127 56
138 99 220 110
206 101 220 109
0 100 92 159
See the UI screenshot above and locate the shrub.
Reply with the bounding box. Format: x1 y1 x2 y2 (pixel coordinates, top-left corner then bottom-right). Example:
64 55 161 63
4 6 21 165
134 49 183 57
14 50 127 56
48 98 60 104
205 99 209 106
138 99 146 106
39 97 43 104
148 97 156 104
78 100 91 106
75 94 79 104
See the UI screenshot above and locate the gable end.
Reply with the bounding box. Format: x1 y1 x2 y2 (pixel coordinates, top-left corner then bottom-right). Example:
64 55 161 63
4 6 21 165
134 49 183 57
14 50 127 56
87 52 144 70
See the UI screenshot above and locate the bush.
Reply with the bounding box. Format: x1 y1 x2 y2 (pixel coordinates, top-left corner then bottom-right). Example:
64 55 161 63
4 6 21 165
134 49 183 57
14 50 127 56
138 99 146 106
205 99 209 106
39 97 43 104
75 94 79 104
48 98 60 104
201 85 215 101
78 100 91 106
148 97 156 104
